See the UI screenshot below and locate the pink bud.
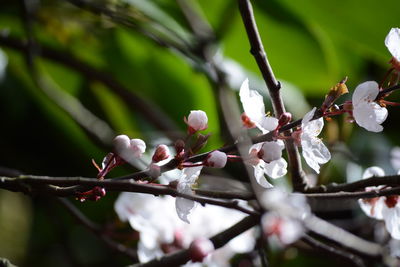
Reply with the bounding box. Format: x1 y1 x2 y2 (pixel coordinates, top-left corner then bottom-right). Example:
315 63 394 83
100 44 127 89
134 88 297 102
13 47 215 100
278 112 292 127
130 139 146 157
113 135 131 153
204 150 227 168
152 145 170 163
185 110 208 134
189 238 214 262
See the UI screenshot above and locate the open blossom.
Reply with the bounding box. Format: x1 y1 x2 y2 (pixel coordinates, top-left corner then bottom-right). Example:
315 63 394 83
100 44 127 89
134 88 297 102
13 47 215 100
185 110 208 134
385 28 400 67
113 135 146 163
204 150 227 168
239 78 278 133
114 192 255 266
249 142 287 188
300 107 331 174
352 81 388 132
260 189 309 246
358 167 400 239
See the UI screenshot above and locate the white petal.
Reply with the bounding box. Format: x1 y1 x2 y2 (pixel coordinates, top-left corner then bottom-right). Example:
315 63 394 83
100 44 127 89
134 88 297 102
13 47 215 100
301 137 331 174
352 81 380 105
301 107 317 126
260 141 284 163
181 165 203 184
363 166 385 179
303 117 324 138
253 163 273 188
176 183 197 223
383 206 400 239
385 28 400 62
264 158 288 179
259 116 279 132
239 78 265 126
353 102 387 132
358 198 385 220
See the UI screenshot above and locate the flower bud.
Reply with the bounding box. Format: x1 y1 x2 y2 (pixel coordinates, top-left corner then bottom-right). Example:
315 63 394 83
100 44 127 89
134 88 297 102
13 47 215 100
204 150 227 168
258 141 283 163
130 139 146 157
148 163 161 179
278 112 292 127
189 238 214 262
113 135 146 159
152 144 170 163
185 110 208 134
175 139 185 155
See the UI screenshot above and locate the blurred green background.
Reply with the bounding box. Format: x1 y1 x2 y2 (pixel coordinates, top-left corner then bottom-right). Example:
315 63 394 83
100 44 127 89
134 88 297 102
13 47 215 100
0 0 399 266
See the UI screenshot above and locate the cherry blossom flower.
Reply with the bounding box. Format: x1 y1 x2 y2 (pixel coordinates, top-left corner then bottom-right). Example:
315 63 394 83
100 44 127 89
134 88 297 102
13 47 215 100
204 150 227 168
185 110 208 134
114 192 255 266
249 142 288 188
352 81 388 132
176 166 203 223
239 78 278 133
113 135 146 163
385 28 400 66
300 107 331 174
260 189 309 246
358 167 400 240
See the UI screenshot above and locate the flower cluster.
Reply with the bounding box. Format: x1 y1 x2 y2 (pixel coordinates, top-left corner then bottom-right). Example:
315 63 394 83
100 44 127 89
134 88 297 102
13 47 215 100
114 192 255 265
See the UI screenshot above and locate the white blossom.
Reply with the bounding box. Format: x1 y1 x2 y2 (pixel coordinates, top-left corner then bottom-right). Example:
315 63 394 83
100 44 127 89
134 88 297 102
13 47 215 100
186 110 208 133
113 135 146 163
385 28 400 62
262 212 304 246
114 192 255 266
352 81 388 132
204 151 227 168
300 108 331 174
249 142 287 188
239 78 278 133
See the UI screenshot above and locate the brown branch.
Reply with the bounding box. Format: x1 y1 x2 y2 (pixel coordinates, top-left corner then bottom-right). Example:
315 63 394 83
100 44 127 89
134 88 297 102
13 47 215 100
237 0 306 192
128 215 259 267
58 198 139 261
0 175 259 216
305 185 400 199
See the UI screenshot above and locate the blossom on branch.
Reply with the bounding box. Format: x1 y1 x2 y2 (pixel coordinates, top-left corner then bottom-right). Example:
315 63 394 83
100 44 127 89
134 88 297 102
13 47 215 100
204 150 227 168
114 193 255 266
352 81 388 132
385 27 400 69
113 135 146 163
239 78 278 133
185 110 208 134
300 108 331 174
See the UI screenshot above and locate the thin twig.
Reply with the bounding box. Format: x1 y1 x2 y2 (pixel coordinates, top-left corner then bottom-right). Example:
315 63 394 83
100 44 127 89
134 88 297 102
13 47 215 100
237 0 306 192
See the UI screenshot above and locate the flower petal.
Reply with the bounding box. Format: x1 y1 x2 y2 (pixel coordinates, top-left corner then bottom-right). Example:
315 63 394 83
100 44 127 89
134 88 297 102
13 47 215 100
301 136 331 173
253 163 273 188
385 28 400 62
176 183 197 223
239 78 266 127
352 81 380 105
264 158 288 179
353 102 387 132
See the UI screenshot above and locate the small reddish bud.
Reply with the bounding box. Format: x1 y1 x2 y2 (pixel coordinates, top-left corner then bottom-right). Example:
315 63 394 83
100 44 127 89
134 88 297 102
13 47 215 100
278 112 292 127
175 139 185 155
204 150 227 168
189 238 214 262
152 144 170 163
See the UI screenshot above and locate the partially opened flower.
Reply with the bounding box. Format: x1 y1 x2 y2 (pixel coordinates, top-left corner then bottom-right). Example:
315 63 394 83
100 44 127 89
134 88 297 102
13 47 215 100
300 108 331 174
249 142 287 188
204 150 227 168
352 81 388 132
385 28 400 68
239 79 278 133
